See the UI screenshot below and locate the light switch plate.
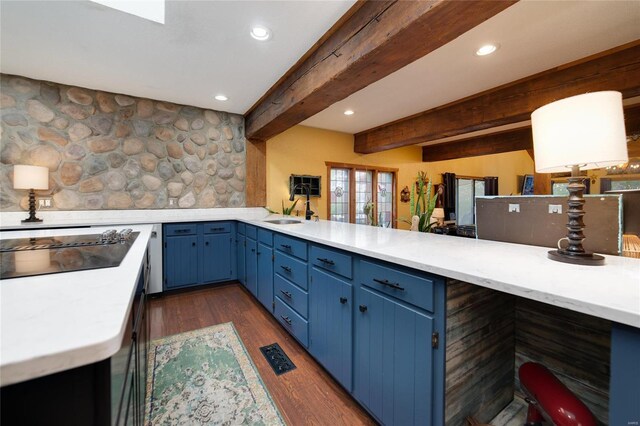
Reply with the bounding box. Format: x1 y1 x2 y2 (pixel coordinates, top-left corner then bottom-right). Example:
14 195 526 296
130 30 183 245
549 204 562 214
168 198 177 207
38 198 52 209
508 203 520 213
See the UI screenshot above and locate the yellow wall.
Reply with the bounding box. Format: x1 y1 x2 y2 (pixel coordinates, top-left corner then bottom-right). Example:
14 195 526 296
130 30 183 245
266 125 534 228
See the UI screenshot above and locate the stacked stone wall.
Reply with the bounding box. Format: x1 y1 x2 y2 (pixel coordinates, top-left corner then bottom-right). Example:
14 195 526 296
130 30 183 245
0 74 246 210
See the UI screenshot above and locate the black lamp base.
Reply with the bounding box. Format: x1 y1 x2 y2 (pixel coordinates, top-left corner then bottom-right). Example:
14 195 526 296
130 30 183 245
22 188 43 223
547 249 605 266
22 217 43 223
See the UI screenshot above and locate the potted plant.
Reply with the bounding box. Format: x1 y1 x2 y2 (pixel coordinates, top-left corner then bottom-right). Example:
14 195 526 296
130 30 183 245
401 172 438 232
265 198 299 216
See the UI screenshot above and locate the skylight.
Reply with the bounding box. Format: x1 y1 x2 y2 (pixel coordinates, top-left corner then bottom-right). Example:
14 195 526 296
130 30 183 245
91 0 165 24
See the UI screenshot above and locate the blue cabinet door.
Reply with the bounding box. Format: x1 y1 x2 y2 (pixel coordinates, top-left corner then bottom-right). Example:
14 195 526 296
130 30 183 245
236 234 246 285
257 243 274 312
202 233 233 283
610 323 640 423
163 235 199 289
245 238 258 297
354 286 433 426
309 267 353 391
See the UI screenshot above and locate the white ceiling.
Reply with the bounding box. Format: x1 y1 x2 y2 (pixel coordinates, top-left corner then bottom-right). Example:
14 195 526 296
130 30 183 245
1 1 639 138
302 0 640 136
0 0 355 114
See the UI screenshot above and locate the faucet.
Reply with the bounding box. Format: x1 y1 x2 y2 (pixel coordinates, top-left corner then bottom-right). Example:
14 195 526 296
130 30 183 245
290 183 314 220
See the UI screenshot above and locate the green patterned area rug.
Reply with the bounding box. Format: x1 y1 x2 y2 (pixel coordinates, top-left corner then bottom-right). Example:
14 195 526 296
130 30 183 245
145 322 285 425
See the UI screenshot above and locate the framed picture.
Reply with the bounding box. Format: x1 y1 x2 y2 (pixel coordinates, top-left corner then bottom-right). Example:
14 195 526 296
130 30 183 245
522 174 534 195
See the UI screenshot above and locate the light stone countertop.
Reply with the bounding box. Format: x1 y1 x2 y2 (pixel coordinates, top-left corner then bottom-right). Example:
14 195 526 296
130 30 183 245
0 224 153 386
0 207 269 229
1 208 639 386
246 218 640 329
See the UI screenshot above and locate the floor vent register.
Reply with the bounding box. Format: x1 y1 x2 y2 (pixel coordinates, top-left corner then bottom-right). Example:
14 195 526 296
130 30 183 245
259 343 296 376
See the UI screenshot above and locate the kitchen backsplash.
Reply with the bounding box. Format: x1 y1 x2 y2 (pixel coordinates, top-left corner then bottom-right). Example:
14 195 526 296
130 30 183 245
0 74 246 211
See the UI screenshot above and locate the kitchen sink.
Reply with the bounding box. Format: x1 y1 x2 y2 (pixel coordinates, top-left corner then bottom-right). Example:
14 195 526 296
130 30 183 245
263 219 302 225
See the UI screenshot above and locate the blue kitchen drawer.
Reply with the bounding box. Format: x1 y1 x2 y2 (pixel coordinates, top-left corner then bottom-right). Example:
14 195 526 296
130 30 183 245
258 229 273 247
275 251 308 290
164 223 197 236
275 273 308 319
203 222 231 234
275 297 309 347
237 222 246 235
311 245 353 279
275 234 307 261
360 260 434 312
246 225 257 240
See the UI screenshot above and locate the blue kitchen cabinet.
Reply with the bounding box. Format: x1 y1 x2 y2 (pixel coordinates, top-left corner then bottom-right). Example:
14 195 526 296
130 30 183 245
354 285 434 425
163 222 236 290
245 237 258 297
274 234 309 347
610 323 640 423
257 229 274 312
309 266 353 391
163 234 199 289
354 259 445 426
202 233 234 283
236 233 246 286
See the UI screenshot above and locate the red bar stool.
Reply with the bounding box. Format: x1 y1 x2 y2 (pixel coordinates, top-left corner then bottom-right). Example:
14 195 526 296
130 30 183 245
519 362 597 426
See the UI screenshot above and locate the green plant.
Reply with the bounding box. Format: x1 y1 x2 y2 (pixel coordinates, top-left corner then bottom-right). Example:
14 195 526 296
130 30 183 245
282 198 299 215
263 198 299 215
401 172 438 232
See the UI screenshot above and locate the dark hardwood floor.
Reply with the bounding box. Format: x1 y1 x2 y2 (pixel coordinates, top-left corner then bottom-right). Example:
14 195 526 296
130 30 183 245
149 283 376 426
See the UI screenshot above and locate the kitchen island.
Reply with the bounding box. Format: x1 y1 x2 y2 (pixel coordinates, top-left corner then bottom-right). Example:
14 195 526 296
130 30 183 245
0 224 153 386
1 209 638 424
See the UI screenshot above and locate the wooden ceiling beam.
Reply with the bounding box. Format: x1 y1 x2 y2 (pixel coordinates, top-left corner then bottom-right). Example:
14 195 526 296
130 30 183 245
244 0 518 142
422 128 533 162
356 41 640 154
422 104 640 162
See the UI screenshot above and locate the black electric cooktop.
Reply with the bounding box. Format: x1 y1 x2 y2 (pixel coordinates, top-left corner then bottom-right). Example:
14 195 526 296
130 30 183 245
0 230 138 280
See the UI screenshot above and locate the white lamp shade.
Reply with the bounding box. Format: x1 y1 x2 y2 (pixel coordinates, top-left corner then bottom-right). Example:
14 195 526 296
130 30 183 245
531 91 628 173
13 165 49 190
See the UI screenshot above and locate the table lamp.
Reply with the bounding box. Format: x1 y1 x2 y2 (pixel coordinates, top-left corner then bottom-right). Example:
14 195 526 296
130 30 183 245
432 207 445 226
13 165 49 223
531 91 628 265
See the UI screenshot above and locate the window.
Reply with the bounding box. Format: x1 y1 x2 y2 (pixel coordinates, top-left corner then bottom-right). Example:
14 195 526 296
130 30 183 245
600 177 640 193
552 178 590 195
455 177 485 226
377 172 394 227
355 170 373 225
329 168 350 222
326 162 397 227
552 182 570 196
609 179 640 191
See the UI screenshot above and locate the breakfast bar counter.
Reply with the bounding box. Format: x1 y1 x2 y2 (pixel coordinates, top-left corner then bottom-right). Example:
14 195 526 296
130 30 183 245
3 208 638 327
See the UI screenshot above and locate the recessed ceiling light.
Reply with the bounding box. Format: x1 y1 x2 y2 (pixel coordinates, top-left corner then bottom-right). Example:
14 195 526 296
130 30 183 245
344 110 354 116
476 44 499 56
214 94 228 101
250 26 271 41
